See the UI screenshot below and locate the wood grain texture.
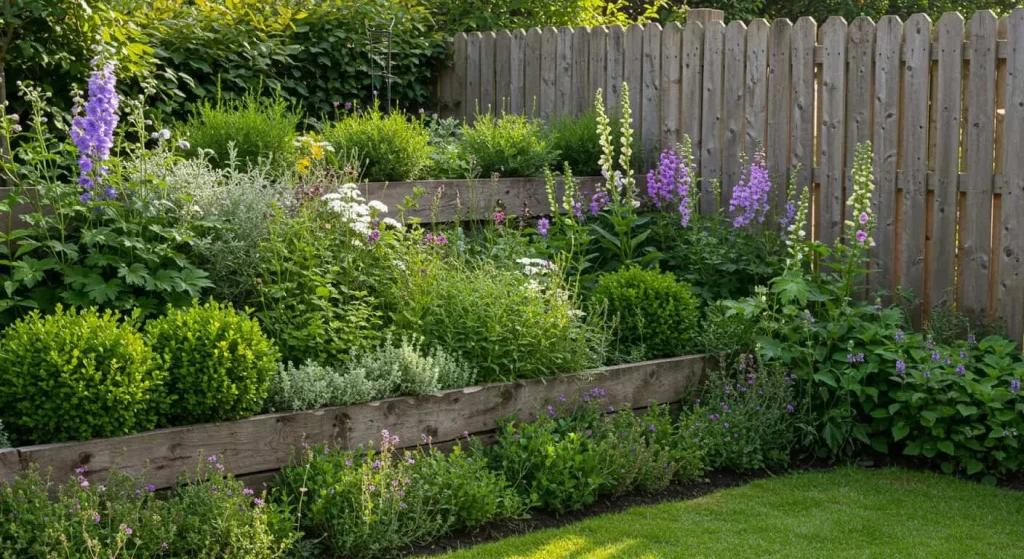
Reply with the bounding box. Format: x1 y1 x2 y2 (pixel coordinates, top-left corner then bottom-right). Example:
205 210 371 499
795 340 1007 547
962 13 995 315
790 18 816 209
766 19 793 214
660 22 683 150
574 26 592 116
624 24 645 134
818 17 847 247
479 31 497 115
900 14 932 326
700 20 726 214
540 27 558 120
453 33 468 119
642 23 663 157
873 16 903 302
930 13 965 310
5 357 706 489
509 30 527 114
466 32 482 123
589 26 609 115
606 25 626 114
998 8 1024 344
681 21 705 162
845 17 875 189
523 28 543 115
495 31 513 114
744 19 769 157
556 27 574 117
722 20 747 203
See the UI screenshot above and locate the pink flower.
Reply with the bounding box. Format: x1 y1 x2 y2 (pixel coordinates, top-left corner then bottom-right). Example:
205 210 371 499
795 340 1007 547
859 212 869 224
855 230 868 244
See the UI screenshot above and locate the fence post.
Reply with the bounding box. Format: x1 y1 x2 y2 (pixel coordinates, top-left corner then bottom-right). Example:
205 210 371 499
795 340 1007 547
688 8 724 26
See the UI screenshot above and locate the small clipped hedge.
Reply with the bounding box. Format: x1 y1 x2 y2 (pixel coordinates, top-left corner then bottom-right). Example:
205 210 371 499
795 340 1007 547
146 300 280 425
592 266 700 359
323 105 431 182
0 307 167 445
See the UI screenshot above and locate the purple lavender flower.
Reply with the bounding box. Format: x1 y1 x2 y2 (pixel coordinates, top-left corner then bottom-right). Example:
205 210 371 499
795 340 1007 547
367 229 380 244
960 350 967 360
589 191 609 215
546 405 556 417
785 403 795 413
253 497 265 506
537 217 550 237
70 60 119 201
895 330 905 343
1011 378 1021 394
648 424 656 432
243 488 254 496
931 351 941 362
896 359 906 375
923 371 931 378
729 152 771 228
344 101 353 110
956 363 966 376
779 201 797 228
710 413 720 422
967 334 977 346
572 202 583 218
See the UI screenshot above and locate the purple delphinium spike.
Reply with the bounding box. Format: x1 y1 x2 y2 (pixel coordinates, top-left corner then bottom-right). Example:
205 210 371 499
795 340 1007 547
70 60 119 202
729 152 771 228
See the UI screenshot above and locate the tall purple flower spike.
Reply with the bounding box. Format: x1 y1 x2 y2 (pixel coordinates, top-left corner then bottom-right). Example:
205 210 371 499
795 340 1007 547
70 60 120 202
729 152 771 228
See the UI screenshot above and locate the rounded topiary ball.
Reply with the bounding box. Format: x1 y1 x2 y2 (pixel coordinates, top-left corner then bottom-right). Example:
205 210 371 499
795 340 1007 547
592 266 700 359
145 300 280 425
0 306 167 444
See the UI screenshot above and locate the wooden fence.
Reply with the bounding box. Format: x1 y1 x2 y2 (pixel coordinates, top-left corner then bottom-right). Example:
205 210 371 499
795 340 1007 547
435 8 1024 343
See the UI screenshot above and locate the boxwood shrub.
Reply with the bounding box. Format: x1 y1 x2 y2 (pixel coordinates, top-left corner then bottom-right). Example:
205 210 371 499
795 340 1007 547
0 306 167 445
145 300 280 425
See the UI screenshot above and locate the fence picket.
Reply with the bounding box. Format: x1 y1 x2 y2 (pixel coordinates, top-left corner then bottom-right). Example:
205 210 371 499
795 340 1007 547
744 19 769 158
998 9 1024 344
573 27 591 115
509 30 526 114
930 13 965 310
767 19 793 214
453 33 468 119
606 25 626 113
642 24 663 158
479 32 497 115
495 31 512 114
523 29 542 115
900 14 932 325
590 26 609 114
819 17 847 247
873 16 902 301
540 27 558 119
790 18 816 210
660 22 683 150
466 32 482 122
723 21 748 202
701 20 726 213
556 27 574 117
625 24 645 133
681 21 705 163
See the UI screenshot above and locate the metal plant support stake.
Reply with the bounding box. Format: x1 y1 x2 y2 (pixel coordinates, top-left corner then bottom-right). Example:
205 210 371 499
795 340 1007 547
367 18 395 112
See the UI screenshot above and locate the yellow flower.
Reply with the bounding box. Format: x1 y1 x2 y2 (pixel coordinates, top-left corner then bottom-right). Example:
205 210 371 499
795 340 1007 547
296 157 311 175
309 143 325 160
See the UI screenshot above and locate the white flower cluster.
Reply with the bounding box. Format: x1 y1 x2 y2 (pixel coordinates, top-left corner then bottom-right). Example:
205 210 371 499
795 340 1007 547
322 183 399 237
516 257 555 277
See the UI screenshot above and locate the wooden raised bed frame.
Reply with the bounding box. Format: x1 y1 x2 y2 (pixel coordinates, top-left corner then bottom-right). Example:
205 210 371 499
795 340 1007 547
0 356 705 490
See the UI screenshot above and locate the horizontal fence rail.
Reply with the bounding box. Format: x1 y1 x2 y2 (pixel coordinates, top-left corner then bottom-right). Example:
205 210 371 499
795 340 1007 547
436 8 1024 343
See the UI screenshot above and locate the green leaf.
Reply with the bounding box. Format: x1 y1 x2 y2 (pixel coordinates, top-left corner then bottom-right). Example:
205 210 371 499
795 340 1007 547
870 437 889 453
813 371 838 388
955 404 978 417
937 441 955 456
892 422 910 442
888 403 903 415
84 278 122 304
117 263 150 287
966 459 984 476
903 441 922 456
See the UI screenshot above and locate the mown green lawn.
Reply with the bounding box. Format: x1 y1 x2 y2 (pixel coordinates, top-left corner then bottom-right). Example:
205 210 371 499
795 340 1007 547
437 467 1024 558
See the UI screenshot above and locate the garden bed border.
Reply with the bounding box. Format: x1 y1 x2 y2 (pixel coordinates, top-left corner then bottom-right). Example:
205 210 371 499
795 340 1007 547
0 355 705 490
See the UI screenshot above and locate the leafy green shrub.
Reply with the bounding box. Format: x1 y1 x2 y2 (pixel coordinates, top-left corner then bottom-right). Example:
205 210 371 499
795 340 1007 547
490 409 604 514
0 306 166 444
547 109 641 176
0 461 295 558
274 432 519 558
700 301 757 360
265 337 476 412
145 300 280 425
458 112 556 178
588 404 678 495
180 92 300 174
423 116 478 179
266 360 346 413
323 105 431 182
591 266 700 359
679 361 796 472
0 421 11 449
393 257 605 382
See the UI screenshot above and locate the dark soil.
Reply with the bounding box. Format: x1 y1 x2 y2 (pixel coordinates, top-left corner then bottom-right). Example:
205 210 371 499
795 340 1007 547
407 467 818 557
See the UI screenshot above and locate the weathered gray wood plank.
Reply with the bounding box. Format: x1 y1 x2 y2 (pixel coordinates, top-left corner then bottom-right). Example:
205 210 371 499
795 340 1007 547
556 26 574 117
660 22 683 150
642 23 663 158
466 32 482 123
681 21 705 165
453 33 469 119
744 19 769 157
790 17 816 219
509 30 527 114
590 26 609 114
606 25 626 114
479 31 497 115
540 27 558 119
766 19 793 215
523 28 543 115
930 13 965 310
900 14 933 325
998 8 1024 344
819 17 847 246
495 30 513 114
873 16 902 302
701 20 726 213
573 26 592 115
722 20 747 203
625 24 645 134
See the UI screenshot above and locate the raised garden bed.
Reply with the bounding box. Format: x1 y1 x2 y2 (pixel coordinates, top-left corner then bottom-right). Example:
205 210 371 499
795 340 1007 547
0 355 704 490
